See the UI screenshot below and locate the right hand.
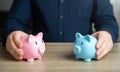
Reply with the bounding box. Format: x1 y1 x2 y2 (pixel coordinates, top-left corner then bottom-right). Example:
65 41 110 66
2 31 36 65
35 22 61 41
6 31 28 60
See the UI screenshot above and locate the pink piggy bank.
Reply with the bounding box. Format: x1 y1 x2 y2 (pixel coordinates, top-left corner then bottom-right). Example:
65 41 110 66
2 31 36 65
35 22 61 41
20 32 45 62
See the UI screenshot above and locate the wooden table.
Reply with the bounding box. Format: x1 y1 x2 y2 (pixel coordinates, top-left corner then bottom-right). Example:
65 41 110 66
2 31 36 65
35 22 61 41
0 43 120 72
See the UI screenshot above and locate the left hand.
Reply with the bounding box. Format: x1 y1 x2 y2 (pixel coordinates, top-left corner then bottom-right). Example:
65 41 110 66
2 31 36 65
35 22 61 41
92 31 113 60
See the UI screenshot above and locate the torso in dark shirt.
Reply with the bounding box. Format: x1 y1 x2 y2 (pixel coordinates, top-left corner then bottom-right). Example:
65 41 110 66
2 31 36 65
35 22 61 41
2 0 118 44
31 0 93 42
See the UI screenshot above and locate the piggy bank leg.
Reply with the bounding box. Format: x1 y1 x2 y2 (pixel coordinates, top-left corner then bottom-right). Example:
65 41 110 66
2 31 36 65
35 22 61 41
84 58 91 62
27 58 34 62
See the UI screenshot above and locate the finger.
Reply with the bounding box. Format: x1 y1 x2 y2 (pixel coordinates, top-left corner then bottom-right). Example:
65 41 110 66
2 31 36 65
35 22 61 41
15 49 23 60
97 39 113 59
97 43 112 60
96 39 107 57
91 32 104 49
12 32 22 48
6 35 23 60
6 40 22 60
96 33 106 50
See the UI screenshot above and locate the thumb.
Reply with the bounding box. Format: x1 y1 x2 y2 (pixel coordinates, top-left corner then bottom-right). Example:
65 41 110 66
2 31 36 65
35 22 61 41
91 32 100 49
91 32 98 38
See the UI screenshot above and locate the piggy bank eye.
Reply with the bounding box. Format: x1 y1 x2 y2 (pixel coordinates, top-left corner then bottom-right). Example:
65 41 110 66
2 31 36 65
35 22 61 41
81 42 84 45
35 41 37 45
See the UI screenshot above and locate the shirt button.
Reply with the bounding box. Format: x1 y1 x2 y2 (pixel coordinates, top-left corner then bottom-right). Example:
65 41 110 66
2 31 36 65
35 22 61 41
61 0 64 3
60 16 63 19
60 31 63 35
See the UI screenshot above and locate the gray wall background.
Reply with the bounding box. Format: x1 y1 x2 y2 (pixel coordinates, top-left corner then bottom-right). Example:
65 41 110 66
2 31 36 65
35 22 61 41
0 0 13 11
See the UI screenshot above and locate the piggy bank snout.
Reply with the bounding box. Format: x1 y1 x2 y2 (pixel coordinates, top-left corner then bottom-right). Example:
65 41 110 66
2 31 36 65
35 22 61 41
74 45 81 54
38 42 45 55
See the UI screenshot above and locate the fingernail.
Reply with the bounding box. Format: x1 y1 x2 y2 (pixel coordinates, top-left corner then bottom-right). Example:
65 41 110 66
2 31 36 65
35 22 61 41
97 57 100 60
18 49 23 55
19 43 22 48
97 55 101 60
18 56 23 60
16 53 23 60
96 44 99 49
97 51 100 56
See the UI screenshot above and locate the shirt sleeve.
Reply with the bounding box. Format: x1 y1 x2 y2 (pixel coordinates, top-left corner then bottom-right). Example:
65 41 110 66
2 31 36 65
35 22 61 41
93 0 119 42
1 0 31 45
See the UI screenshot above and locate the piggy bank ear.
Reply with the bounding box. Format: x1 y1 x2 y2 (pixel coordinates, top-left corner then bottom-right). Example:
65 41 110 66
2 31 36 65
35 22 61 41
84 35 90 42
28 35 34 42
75 32 82 39
36 32 43 39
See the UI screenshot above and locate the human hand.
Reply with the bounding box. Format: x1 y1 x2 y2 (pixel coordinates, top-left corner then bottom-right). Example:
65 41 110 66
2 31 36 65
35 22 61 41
92 31 113 60
6 31 27 60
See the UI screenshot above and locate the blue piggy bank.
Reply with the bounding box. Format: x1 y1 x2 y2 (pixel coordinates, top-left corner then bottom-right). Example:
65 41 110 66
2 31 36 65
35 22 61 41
73 32 97 62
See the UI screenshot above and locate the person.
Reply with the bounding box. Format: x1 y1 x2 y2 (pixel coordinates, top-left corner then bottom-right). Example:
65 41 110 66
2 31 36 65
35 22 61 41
1 0 119 60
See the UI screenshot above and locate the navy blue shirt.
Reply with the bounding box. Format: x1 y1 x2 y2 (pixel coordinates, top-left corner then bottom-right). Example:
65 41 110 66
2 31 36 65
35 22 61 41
2 0 119 45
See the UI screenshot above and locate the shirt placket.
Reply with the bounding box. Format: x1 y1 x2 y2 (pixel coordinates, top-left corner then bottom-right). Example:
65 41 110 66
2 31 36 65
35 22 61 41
58 0 64 41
